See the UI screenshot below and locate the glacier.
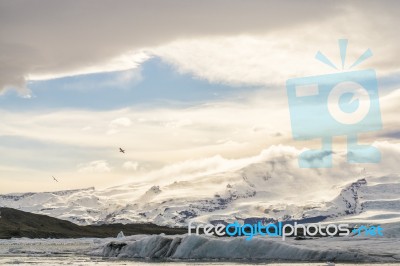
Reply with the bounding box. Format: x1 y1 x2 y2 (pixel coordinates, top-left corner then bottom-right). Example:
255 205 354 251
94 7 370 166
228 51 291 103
0 169 398 228
0 145 399 231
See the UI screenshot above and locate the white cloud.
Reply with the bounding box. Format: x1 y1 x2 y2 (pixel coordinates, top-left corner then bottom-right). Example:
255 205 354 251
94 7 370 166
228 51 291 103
77 160 111 173
2 88 399 168
107 117 132 135
370 141 400 175
110 117 132 127
123 161 139 171
30 51 148 81
153 30 400 87
163 118 192 129
1 87 400 193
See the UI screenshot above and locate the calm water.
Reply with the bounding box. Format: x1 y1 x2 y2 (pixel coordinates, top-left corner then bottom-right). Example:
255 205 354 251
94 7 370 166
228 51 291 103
0 256 399 266
0 239 399 265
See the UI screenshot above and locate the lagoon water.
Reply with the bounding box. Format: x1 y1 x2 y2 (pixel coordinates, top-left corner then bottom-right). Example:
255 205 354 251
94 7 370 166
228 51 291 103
0 256 399 266
1 238 399 265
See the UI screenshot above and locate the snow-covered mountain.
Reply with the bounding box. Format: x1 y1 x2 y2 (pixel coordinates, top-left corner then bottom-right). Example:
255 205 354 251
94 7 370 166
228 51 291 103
1 146 399 227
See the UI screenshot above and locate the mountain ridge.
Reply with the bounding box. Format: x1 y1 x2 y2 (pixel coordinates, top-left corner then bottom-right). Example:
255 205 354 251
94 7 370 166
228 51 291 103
1 155 399 227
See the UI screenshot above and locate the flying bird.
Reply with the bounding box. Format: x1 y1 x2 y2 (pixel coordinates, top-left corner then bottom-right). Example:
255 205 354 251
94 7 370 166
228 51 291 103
119 148 125 153
52 176 59 182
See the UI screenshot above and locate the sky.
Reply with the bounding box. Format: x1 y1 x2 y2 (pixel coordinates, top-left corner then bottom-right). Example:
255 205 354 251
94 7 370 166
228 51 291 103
0 0 399 193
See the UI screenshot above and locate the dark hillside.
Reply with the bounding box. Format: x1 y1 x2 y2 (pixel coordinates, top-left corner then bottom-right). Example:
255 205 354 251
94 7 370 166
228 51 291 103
0 207 187 239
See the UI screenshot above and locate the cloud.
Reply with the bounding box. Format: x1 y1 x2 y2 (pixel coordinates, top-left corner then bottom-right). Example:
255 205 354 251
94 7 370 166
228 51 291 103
0 92 292 188
77 160 111 173
110 117 132 127
163 119 192 129
120 143 400 204
123 161 139 171
1 85 400 193
107 117 132 135
380 131 400 139
2 1 400 93
2 88 399 167
0 0 348 93
28 51 149 81
370 141 400 175
153 29 400 87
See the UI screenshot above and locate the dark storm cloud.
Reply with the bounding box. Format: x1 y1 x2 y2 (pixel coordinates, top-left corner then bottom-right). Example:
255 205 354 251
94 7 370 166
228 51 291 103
1 0 400 94
0 0 344 92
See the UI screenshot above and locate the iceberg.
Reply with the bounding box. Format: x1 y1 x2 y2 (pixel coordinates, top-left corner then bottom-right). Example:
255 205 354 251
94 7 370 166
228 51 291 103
117 231 125 239
99 233 400 262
